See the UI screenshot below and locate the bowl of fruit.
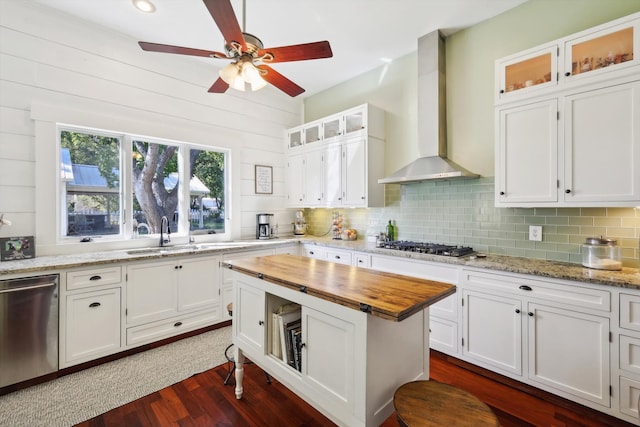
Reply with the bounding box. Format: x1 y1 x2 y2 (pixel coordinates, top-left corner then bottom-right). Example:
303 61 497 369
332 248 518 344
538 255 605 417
342 229 357 241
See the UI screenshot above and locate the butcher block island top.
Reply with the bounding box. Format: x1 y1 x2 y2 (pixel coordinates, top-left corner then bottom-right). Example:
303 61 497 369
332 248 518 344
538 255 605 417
224 254 455 321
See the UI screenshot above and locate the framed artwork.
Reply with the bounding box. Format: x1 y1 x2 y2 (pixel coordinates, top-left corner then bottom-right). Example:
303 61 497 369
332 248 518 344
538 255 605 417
0 236 35 261
255 165 273 194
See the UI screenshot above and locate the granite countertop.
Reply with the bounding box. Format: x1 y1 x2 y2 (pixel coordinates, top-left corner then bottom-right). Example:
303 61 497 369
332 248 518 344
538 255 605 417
302 237 640 290
1 236 638 290
0 239 299 276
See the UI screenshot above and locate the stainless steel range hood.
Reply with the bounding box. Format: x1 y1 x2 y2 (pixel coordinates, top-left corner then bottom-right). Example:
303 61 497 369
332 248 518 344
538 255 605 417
378 30 478 184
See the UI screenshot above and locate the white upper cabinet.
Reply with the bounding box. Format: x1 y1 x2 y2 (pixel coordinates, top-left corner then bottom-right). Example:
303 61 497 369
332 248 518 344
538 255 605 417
496 43 559 103
562 16 639 84
286 103 385 208
495 12 639 105
495 12 640 207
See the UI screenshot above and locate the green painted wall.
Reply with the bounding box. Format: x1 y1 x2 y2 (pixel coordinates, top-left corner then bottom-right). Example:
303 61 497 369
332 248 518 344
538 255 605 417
305 0 640 177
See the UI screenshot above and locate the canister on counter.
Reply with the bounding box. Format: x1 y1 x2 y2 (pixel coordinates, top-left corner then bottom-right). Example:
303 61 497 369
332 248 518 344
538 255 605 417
581 236 622 271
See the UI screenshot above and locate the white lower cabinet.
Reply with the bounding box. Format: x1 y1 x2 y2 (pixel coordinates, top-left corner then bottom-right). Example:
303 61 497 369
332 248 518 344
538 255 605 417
617 291 640 420
462 289 522 375
232 271 428 427
125 254 220 346
462 269 611 408
302 244 352 265
61 265 124 367
65 288 121 365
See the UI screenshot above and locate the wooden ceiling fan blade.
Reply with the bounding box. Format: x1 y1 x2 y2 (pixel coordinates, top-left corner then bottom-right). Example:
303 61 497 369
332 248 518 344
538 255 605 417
202 0 246 51
258 41 333 63
139 41 227 58
208 77 230 93
257 65 305 97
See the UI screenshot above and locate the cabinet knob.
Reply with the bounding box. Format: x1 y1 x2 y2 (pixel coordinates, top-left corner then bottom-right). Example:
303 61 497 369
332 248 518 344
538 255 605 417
309 251 314 255
499 191 505 196
515 308 520 314
258 320 264 325
89 302 101 308
565 189 571 194
174 265 179 269
565 72 571 77
499 89 505 94
300 342 306 349
335 255 341 259
174 321 183 327
361 196 365 200
528 312 534 317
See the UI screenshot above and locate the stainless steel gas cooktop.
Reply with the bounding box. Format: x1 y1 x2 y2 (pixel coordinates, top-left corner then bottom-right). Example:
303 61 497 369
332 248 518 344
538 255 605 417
377 240 475 257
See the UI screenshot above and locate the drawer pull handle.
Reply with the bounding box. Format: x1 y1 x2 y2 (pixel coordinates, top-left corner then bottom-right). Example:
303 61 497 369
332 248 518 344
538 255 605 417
89 302 101 308
515 308 520 314
519 285 532 291
174 322 183 327
89 275 102 281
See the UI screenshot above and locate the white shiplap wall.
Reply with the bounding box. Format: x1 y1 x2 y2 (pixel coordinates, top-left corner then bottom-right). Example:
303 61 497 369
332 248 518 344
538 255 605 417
0 1 302 255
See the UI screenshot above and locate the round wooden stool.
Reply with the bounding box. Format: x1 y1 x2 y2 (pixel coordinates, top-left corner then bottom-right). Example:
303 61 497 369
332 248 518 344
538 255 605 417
393 380 499 427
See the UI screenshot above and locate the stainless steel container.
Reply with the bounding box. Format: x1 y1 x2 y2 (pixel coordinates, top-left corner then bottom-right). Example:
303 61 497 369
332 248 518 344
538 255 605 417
581 236 622 271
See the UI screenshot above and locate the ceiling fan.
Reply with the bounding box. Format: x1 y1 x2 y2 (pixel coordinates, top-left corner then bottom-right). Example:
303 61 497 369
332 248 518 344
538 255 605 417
138 0 333 97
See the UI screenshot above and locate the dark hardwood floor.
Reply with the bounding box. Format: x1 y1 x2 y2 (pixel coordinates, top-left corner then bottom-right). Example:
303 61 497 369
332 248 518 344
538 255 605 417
76 350 636 427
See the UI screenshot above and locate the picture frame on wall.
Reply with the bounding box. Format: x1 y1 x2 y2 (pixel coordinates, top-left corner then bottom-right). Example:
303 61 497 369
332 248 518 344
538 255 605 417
255 165 273 194
0 236 36 261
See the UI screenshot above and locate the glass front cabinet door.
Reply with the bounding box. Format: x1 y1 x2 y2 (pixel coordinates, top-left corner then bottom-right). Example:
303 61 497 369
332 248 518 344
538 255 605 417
496 44 558 102
288 126 303 149
303 121 322 146
563 18 637 81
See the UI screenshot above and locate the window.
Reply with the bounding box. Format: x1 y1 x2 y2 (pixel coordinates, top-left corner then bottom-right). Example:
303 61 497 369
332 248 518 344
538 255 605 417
59 126 227 241
61 130 122 237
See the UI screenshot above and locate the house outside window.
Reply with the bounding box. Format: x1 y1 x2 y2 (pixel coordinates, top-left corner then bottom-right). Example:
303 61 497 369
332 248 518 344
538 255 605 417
59 126 227 241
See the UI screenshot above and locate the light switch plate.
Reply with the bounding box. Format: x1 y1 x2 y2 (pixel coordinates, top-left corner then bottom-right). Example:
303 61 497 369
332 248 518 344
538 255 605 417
529 225 542 241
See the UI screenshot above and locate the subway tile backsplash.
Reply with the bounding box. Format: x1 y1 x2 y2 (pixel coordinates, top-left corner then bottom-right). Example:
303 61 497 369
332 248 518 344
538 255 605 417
303 177 640 268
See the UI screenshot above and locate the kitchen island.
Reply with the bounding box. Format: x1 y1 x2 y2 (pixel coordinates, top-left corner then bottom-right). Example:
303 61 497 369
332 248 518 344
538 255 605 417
225 254 455 427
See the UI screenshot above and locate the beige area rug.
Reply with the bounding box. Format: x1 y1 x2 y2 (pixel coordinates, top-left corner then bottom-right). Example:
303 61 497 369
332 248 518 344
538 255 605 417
0 327 231 427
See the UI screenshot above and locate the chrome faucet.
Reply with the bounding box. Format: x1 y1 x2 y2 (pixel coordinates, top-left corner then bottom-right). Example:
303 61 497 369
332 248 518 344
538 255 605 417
159 216 170 247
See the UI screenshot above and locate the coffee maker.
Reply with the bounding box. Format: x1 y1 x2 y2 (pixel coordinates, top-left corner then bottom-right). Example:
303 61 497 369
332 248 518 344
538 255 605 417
256 213 274 240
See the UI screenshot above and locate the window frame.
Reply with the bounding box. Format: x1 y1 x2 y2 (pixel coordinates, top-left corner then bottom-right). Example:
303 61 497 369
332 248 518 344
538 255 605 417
57 125 230 244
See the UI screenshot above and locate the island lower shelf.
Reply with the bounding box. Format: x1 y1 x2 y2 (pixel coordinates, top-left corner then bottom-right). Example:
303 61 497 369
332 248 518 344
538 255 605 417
227 254 455 427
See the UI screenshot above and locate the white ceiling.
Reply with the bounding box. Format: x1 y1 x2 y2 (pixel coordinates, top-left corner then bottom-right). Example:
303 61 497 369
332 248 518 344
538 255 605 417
29 0 528 97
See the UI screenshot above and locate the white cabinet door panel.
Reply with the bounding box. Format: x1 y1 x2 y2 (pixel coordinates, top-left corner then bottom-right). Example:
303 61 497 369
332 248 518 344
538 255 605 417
528 303 610 406
463 290 522 376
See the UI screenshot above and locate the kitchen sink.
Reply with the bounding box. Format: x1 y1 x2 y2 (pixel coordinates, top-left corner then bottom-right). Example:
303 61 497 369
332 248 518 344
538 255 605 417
126 245 199 255
125 241 266 255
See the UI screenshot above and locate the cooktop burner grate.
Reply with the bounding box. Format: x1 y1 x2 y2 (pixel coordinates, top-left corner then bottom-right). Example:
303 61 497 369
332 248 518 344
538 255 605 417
379 240 475 257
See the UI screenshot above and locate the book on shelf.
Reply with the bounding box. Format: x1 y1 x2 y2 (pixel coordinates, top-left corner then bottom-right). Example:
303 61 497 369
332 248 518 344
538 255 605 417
285 319 301 369
273 304 301 365
290 327 302 372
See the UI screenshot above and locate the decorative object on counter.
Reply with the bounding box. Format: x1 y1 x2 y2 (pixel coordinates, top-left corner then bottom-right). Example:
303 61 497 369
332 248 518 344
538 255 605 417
0 213 11 230
342 229 357 241
0 236 35 261
581 236 622 271
254 165 273 194
332 211 343 240
387 220 396 241
293 210 306 235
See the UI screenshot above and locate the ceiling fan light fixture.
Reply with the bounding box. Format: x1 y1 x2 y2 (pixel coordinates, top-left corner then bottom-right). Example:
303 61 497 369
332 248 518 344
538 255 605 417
241 61 267 91
132 0 156 13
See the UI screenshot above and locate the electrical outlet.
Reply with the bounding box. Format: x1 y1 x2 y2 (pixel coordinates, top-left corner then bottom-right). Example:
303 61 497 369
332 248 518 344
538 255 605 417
529 225 542 242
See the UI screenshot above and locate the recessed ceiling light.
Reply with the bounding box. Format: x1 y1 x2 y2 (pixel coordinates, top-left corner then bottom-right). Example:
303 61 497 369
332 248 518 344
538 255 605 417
132 0 156 13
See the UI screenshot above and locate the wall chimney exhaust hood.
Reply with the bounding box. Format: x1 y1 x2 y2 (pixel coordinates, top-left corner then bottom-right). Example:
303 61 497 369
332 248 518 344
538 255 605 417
378 30 478 184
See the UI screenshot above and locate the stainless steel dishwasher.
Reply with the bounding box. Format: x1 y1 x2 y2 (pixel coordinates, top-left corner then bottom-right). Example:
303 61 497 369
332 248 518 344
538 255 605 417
0 274 59 388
